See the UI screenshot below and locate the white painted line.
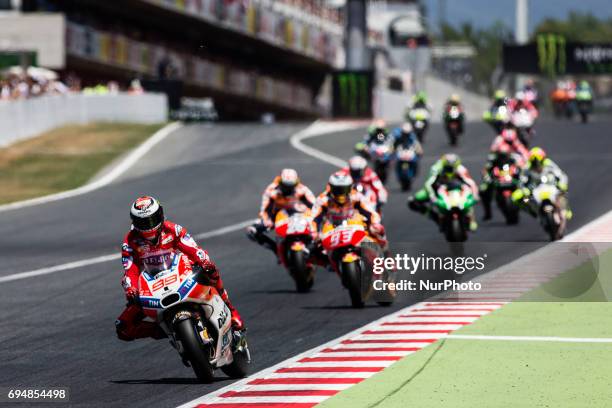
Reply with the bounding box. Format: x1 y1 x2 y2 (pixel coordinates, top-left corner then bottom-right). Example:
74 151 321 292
288 360 395 368
0 219 255 284
0 122 183 213
238 384 354 391
289 120 365 168
0 253 120 284
446 334 612 343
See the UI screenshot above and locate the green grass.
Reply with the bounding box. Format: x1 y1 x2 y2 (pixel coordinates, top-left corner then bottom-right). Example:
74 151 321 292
0 123 164 204
319 250 612 408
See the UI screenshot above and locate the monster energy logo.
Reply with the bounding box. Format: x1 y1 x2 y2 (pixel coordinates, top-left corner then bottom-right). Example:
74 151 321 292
337 72 370 117
537 34 566 77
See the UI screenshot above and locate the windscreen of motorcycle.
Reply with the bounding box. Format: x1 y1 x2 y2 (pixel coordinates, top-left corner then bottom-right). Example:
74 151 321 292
142 251 177 276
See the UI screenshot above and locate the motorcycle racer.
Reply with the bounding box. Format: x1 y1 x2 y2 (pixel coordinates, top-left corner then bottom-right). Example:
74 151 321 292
408 154 480 231
312 172 388 251
512 147 572 219
443 93 465 134
356 119 390 153
490 128 529 166
338 156 388 213
480 144 522 220
509 91 539 119
392 122 423 153
247 169 316 254
116 196 244 341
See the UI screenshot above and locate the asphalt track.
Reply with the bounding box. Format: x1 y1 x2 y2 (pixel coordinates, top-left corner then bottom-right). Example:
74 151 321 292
1 118 611 408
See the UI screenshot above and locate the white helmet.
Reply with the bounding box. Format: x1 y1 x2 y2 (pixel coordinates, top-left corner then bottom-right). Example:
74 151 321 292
279 168 299 195
348 156 367 181
130 196 164 241
328 172 353 204
401 122 413 134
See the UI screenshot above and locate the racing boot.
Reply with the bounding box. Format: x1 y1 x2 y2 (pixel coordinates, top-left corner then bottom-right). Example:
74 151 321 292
115 304 166 341
219 289 245 331
246 222 277 254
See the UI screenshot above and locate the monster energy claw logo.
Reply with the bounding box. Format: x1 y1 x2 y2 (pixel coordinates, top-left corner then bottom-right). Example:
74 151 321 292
338 72 370 117
537 34 566 77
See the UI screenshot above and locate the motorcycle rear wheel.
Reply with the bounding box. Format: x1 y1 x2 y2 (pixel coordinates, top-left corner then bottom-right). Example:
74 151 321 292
288 250 313 293
175 319 215 383
221 338 250 379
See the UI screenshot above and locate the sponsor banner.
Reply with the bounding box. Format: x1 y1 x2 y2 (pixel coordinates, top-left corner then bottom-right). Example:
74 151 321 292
504 34 612 75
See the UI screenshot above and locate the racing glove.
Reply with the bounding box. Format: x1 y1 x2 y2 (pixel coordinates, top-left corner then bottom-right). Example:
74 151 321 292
124 287 139 303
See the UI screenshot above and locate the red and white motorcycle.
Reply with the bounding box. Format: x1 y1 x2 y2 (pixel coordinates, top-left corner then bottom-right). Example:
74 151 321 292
138 253 250 382
320 215 394 308
274 208 317 292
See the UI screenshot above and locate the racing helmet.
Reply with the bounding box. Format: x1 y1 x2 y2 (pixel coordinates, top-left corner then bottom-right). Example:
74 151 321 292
449 93 461 104
130 196 164 241
496 144 512 161
440 153 461 178
279 168 299 196
494 89 507 103
401 122 414 134
414 91 427 103
501 128 517 143
529 147 547 169
369 119 387 135
328 172 353 205
515 91 525 101
348 156 367 181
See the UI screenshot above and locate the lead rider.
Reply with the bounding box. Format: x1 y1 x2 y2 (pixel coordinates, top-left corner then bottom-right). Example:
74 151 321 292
115 196 244 341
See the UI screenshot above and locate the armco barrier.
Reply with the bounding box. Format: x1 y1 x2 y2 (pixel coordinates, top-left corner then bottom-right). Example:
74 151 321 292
0 93 168 147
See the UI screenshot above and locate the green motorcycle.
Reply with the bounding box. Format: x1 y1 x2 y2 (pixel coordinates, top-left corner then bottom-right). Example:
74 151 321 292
434 181 477 242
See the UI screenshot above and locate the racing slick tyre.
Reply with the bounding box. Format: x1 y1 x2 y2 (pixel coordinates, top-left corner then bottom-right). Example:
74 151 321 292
221 334 250 379
445 218 466 242
501 196 520 225
175 318 215 383
288 250 313 293
374 162 388 184
400 178 412 192
342 261 365 308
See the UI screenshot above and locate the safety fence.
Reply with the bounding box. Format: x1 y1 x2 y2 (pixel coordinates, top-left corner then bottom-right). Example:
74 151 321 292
0 93 167 147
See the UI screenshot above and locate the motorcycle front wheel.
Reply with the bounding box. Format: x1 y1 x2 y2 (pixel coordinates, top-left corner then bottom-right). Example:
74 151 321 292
341 261 365 308
175 318 215 383
288 249 313 293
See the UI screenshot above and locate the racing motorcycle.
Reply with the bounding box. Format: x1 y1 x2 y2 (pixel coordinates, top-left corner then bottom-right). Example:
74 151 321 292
433 181 476 242
321 215 394 308
511 108 535 147
137 253 250 382
358 134 394 184
576 89 593 124
395 144 419 191
491 161 521 225
530 174 568 241
407 108 430 142
444 105 464 145
274 207 316 292
483 106 510 134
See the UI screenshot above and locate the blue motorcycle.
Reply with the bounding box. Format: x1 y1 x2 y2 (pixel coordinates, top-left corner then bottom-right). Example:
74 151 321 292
395 144 419 191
